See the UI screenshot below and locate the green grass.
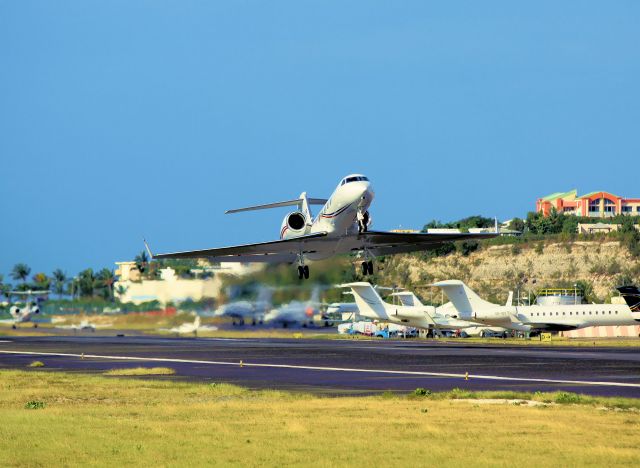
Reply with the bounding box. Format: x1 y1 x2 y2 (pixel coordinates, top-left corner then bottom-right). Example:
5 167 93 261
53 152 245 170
28 361 45 368
0 370 639 466
103 367 176 376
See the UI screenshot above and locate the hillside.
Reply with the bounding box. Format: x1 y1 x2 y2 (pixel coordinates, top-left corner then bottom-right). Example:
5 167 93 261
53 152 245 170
377 239 640 304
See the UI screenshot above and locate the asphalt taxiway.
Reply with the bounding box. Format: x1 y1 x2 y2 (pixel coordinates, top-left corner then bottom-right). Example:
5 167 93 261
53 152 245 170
1 335 639 397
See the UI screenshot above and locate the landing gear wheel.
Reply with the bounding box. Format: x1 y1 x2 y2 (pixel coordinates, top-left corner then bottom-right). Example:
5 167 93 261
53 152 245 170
297 266 304 280
367 261 374 275
33 324 38 328
361 262 369 276
12 325 17 330
303 265 310 280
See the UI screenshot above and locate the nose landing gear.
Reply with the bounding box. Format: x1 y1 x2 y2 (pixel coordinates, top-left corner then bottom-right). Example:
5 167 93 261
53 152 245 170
357 210 370 234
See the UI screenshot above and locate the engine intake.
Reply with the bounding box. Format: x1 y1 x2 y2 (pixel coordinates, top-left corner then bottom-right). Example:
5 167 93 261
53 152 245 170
287 212 306 231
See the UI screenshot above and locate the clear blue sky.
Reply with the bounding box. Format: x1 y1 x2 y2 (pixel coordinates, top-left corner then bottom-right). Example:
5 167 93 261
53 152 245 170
1 1 639 278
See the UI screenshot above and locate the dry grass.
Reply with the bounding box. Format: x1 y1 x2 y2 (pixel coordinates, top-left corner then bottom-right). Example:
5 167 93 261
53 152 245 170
103 367 176 376
0 370 638 466
441 337 640 347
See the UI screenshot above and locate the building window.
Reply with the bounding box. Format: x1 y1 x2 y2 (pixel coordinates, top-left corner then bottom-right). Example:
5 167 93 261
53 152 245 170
622 206 633 213
589 201 599 212
604 199 615 213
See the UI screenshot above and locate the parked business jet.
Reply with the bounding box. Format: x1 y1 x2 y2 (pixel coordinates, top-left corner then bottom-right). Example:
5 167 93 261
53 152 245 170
213 286 273 326
339 282 478 332
433 280 640 332
146 174 498 279
263 287 323 327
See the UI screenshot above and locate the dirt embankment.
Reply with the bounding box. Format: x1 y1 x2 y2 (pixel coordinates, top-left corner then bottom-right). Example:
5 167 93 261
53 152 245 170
378 241 640 303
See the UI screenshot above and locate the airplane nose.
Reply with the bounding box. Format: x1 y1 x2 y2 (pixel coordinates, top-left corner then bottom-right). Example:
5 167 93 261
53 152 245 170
357 181 374 205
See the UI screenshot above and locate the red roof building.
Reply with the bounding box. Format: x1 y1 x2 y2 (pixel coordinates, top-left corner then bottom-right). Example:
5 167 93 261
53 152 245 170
536 190 640 217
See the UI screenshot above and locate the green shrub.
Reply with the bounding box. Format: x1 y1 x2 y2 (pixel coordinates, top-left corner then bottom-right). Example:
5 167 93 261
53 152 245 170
555 392 582 404
25 401 45 409
414 388 432 396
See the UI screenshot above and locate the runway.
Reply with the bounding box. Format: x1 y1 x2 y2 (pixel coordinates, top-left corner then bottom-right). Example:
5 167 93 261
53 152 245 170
1 335 639 397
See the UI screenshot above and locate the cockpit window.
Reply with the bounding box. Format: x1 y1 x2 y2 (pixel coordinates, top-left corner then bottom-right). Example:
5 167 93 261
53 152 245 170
341 176 369 185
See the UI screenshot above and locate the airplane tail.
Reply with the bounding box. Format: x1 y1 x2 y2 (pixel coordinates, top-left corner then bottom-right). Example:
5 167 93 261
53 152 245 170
256 286 273 304
432 280 495 316
390 291 424 307
310 286 321 304
617 286 640 311
338 282 388 318
505 291 514 307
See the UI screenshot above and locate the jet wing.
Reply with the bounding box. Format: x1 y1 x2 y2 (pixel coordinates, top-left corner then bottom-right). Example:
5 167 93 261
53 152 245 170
150 232 329 263
358 230 499 256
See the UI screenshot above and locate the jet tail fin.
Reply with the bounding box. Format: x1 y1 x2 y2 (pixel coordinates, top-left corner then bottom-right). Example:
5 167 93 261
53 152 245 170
432 280 495 316
617 286 640 311
338 282 388 319
390 291 424 307
505 291 514 307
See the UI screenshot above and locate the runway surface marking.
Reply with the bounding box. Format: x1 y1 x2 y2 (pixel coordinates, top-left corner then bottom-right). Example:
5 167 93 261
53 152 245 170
0 340 11 343
1 349 639 389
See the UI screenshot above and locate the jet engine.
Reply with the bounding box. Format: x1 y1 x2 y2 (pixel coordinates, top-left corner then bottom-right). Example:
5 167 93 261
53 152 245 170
280 212 308 239
9 306 21 317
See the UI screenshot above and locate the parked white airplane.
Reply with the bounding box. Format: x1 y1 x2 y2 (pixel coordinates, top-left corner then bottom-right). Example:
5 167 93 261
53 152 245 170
433 280 640 332
213 287 272 325
146 174 497 279
163 316 218 336
5 290 49 329
263 287 323 327
339 282 477 332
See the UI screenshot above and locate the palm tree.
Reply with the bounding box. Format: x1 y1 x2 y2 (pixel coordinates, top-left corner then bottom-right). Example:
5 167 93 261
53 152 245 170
0 275 9 303
11 263 31 284
52 269 67 299
77 269 96 297
96 268 116 301
135 250 149 273
32 272 50 290
115 284 128 302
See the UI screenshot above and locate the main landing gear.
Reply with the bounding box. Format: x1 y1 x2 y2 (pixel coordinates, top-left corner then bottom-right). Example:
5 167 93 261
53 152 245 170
361 260 374 276
297 265 310 280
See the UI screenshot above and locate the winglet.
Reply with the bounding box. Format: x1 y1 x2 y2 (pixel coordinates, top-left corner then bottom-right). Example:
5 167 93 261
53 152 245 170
143 238 154 259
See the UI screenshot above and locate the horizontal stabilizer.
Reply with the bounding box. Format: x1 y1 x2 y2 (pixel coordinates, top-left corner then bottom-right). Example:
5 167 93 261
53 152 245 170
226 198 327 214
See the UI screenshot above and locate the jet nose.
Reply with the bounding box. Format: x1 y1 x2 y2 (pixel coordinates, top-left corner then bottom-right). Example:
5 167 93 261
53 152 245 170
344 180 374 205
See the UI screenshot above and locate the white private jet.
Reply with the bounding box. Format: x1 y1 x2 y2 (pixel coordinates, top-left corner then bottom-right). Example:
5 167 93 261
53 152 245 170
213 286 273 326
146 174 498 279
339 282 479 332
4 290 50 329
263 287 323 327
163 315 219 336
433 281 640 332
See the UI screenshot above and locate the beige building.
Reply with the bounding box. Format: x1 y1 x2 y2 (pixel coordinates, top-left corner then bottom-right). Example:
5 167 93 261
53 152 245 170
114 260 265 305
114 262 223 305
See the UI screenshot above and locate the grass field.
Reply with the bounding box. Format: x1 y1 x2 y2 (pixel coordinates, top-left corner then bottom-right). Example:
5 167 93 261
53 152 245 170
1 370 639 466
